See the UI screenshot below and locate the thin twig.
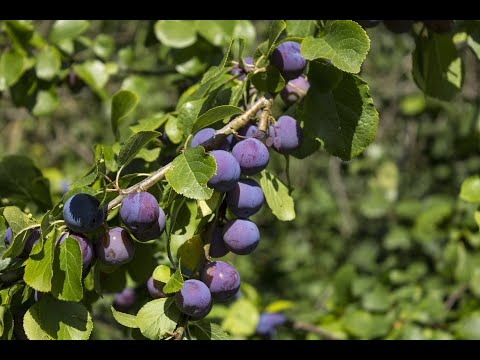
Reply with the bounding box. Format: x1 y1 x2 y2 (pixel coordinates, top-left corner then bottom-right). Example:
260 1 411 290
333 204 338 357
444 284 468 311
291 320 341 340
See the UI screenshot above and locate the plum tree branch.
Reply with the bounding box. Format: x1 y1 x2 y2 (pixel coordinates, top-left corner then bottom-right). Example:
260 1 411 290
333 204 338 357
106 96 273 212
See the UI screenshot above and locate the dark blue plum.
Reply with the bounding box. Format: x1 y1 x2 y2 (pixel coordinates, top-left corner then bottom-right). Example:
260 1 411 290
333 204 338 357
57 232 94 271
268 116 303 154
191 128 231 151
3 227 12 248
222 219 260 255
22 229 41 257
238 124 258 138
175 279 212 318
120 192 166 241
131 207 166 242
208 225 229 258
270 41 306 81
63 193 105 233
226 179 264 218
95 227 136 266
147 276 167 299
280 75 310 105
232 124 259 147
113 288 136 311
230 57 254 80
232 138 269 176
207 150 241 192
200 261 240 300
190 301 213 321
256 313 287 337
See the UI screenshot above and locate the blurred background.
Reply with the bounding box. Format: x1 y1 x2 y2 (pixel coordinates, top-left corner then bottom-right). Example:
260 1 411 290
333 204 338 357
1 20 480 340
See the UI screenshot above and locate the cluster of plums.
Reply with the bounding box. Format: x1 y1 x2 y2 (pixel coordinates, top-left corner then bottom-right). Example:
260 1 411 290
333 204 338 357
3 40 309 328
355 20 455 34
148 44 308 320
3 191 166 284
232 43 311 106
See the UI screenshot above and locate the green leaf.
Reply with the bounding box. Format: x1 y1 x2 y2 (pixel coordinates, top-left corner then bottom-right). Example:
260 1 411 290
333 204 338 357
361 285 391 312
24 229 56 292
222 298 259 337
129 113 167 133
49 20 89 44
251 66 285 93
201 39 234 85
136 298 181 340
267 20 287 57
412 33 463 101
460 176 480 203
0 50 25 89
454 313 480 340
197 191 222 218
469 269 480 298
135 148 161 162
51 237 83 302
73 60 112 97
69 169 98 189
3 20 35 55
286 20 317 37
35 46 61 81
117 131 160 167
170 200 202 263
165 114 184 144
177 99 206 135
233 21 256 48
165 147 216 200
343 309 393 339
0 284 23 305
32 88 59 117
304 62 379 160
192 105 244 134
0 307 13 340
93 34 114 60
162 261 184 294
196 20 233 46
177 235 204 273
229 80 248 106
24 295 93 340
111 90 139 137
301 20 370 74
2 206 37 259
111 306 138 328
154 20 197 48
190 321 230 340
153 265 172 283
259 170 295 221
